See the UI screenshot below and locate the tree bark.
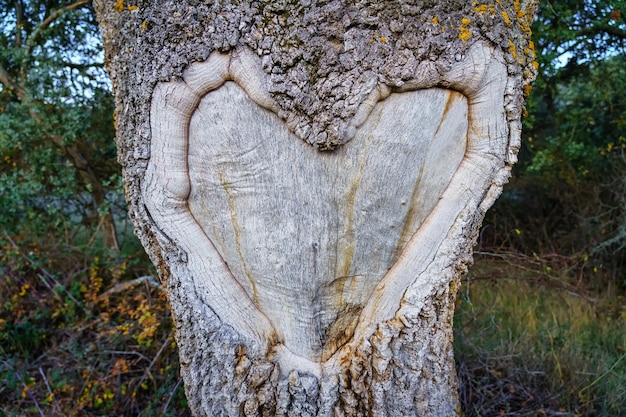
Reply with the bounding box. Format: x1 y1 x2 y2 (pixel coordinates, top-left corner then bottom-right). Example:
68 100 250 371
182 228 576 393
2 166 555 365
94 1 538 415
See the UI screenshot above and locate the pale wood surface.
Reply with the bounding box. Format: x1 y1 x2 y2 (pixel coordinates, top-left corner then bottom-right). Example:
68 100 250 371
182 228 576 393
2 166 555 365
186 82 467 361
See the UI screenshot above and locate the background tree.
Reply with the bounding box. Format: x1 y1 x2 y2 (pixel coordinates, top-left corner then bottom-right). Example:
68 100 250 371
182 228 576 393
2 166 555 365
0 4 185 415
0 0 121 252
485 0 626 286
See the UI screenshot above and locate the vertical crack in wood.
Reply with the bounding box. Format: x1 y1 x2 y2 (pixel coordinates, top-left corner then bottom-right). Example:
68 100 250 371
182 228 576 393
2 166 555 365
218 170 260 305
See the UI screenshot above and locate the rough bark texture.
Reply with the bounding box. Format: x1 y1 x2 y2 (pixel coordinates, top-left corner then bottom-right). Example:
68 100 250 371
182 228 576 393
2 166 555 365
95 1 538 415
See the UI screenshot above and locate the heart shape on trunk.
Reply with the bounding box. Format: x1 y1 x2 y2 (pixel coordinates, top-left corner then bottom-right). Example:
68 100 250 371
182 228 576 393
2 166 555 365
144 42 512 369
187 82 466 361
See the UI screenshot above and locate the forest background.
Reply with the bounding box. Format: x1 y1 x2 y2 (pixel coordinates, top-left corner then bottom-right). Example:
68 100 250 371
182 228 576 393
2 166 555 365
0 1 624 416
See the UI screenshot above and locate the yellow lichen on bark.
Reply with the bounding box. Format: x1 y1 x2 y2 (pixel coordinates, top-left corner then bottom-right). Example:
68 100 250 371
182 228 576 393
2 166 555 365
501 11 512 25
523 84 533 97
458 18 472 43
514 1 526 19
431 17 445 32
473 3 496 15
115 1 138 13
508 39 518 59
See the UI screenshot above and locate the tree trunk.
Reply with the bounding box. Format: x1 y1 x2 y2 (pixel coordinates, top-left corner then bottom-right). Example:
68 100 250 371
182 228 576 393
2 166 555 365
94 1 538 415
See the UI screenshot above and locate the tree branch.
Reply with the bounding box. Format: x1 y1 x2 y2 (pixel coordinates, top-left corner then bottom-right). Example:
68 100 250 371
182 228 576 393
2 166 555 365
2 1 93 100
97 276 161 300
14 0 24 48
39 0 91 32
27 0 92 50
579 23 626 40
0 61 26 99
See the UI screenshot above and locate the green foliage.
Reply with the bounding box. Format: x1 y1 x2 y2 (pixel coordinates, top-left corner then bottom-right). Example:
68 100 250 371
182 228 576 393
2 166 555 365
532 0 626 74
0 93 118 234
485 0 626 287
0 1 121 249
0 4 185 414
525 55 625 181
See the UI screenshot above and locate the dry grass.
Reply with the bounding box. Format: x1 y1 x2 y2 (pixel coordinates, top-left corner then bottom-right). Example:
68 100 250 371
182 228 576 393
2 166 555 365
456 254 626 417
